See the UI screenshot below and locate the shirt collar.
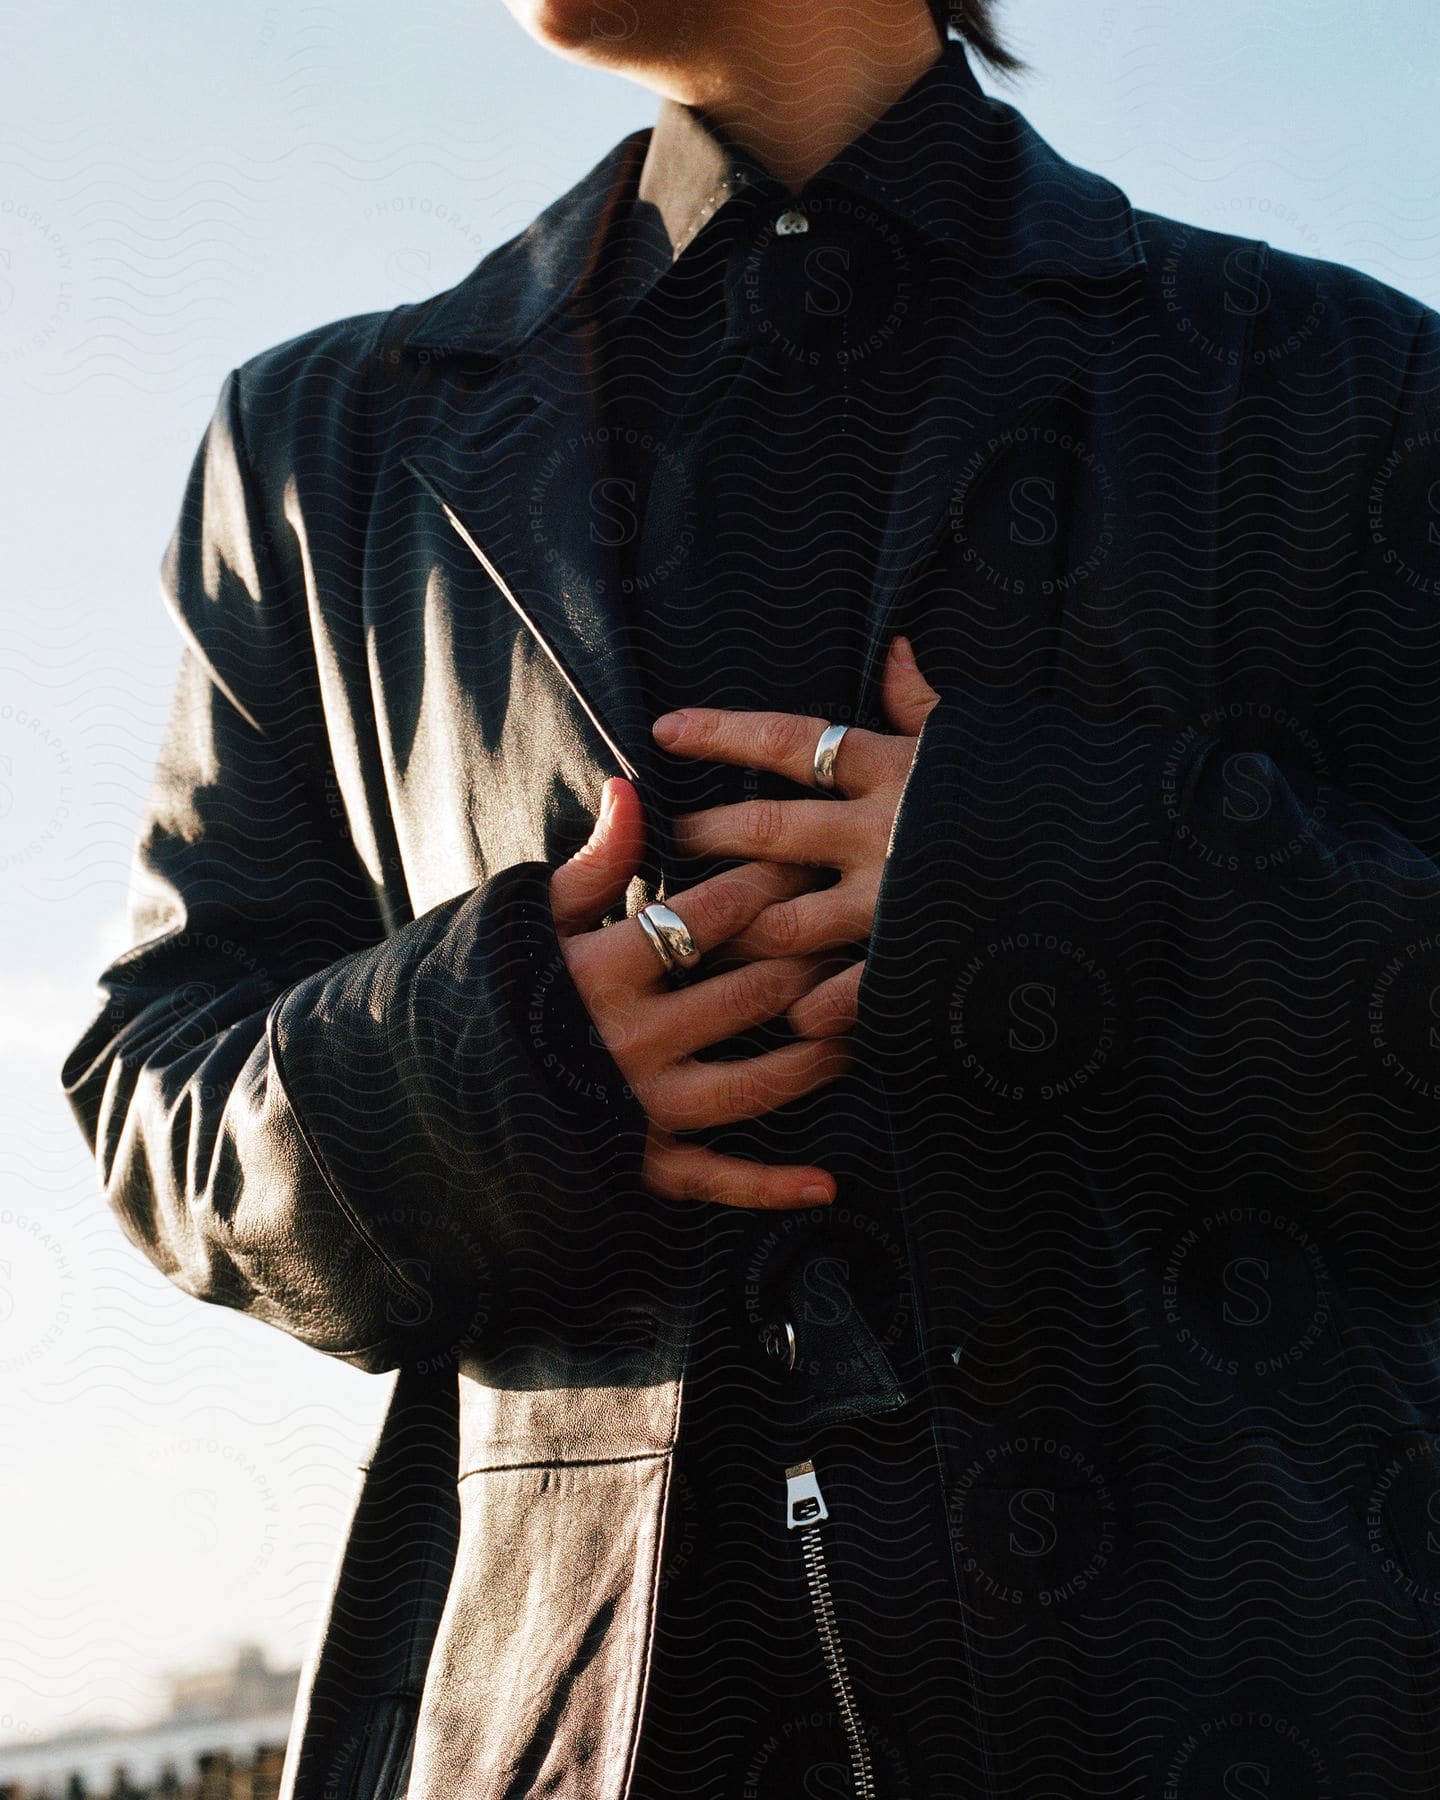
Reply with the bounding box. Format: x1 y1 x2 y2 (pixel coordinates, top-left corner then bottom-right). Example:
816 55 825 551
621 35 989 301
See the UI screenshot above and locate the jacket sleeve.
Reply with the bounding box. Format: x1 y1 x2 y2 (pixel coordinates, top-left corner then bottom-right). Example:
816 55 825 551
59 368 651 1375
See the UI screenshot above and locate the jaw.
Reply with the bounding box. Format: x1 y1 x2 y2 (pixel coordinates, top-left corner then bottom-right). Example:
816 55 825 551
499 0 716 75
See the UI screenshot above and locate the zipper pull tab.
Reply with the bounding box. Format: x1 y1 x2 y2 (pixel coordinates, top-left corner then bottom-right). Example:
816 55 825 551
784 1459 829 1530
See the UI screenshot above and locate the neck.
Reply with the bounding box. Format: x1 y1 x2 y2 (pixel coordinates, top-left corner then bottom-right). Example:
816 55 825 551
658 1 946 193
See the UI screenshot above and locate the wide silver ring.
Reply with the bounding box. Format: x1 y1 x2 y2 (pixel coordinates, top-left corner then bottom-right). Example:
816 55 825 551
637 902 701 976
812 722 850 793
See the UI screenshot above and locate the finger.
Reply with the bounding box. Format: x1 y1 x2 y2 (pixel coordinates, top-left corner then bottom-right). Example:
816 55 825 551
881 635 942 737
656 953 834 1060
646 1035 853 1134
548 778 645 938
674 794 843 867
697 940 855 988
578 859 821 994
725 882 873 960
653 705 886 796
787 959 864 1040
643 1129 838 1211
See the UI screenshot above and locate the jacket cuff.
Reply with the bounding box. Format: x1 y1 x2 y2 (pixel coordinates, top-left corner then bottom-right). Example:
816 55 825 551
267 859 650 1367
489 860 647 1134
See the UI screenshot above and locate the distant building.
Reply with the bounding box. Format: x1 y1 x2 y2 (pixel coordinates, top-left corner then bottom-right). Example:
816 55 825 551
162 1647 297 1726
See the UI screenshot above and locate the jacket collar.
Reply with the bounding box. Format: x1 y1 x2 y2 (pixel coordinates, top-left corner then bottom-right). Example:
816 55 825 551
402 44 1145 362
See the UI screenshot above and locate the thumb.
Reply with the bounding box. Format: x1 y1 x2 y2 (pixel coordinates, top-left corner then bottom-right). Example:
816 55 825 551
881 635 941 736
549 777 646 937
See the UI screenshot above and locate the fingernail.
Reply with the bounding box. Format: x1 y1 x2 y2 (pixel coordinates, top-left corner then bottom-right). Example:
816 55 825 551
892 635 916 667
598 779 615 822
797 1183 832 1204
652 711 687 746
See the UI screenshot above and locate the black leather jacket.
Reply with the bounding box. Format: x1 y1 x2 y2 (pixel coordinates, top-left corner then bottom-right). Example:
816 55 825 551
61 54 1440 1800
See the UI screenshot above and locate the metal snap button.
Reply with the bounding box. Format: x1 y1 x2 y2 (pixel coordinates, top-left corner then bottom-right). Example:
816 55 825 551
762 1317 798 1371
775 209 809 236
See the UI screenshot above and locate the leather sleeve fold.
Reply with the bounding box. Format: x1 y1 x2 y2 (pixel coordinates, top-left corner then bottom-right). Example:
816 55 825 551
59 371 649 1374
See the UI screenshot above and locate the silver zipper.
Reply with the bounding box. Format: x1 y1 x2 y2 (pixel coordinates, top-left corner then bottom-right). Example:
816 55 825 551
784 1459 877 1800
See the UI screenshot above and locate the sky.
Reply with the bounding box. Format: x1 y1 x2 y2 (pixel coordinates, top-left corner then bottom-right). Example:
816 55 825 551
1 0 1438 1753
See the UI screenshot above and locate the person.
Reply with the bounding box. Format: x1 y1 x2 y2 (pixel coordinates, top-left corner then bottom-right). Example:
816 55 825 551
59 1 1440 1796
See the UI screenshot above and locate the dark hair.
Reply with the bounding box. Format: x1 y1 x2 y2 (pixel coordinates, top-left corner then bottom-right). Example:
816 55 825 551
927 0 1025 76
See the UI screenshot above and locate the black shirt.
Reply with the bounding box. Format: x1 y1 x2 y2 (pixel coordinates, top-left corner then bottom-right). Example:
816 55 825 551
589 37 971 1189
597 34 957 739
589 38 991 1800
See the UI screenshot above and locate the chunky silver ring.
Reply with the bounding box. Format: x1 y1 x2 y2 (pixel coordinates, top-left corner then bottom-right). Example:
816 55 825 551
637 902 701 976
812 722 850 793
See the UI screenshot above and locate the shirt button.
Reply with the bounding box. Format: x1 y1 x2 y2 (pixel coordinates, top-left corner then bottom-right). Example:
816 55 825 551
775 209 809 236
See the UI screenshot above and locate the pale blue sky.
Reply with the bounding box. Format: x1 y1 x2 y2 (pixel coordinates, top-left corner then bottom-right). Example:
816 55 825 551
1 0 1437 1752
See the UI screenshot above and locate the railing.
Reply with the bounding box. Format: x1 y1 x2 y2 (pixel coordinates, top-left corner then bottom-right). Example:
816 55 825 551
0 1742 287 1800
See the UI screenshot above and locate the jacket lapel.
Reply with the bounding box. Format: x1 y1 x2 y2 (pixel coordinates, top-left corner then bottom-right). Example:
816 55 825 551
852 278 1139 725
398 135 667 825
399 370 654 794
397 78 1147 779
851 94 1149 724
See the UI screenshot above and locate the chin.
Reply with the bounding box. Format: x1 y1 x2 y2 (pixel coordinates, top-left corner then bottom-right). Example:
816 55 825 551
514 0 633 51
509 0 677 61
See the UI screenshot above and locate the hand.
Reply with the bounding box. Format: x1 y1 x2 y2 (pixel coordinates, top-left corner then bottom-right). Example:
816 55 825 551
549 777 853 1211
653 634 941 1042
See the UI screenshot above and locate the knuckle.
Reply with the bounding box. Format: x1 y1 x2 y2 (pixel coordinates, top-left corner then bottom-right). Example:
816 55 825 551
726 965 772 1019
672 884 711 944
746 797 787 849
718 869 755 922
763 900 803 952
723 1064 765 1119
756 713 803 765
